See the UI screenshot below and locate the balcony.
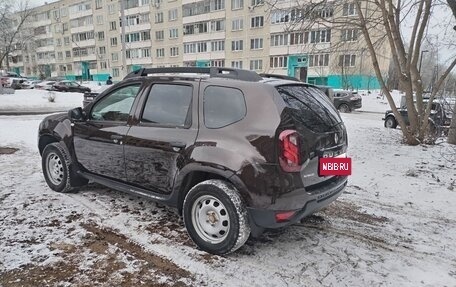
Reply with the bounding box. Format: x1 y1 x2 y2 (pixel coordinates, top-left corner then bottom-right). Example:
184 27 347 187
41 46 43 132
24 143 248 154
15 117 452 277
183 32 226 43
69 9 93 20
72 39 96 48
70 25 94 34
182 11 226 24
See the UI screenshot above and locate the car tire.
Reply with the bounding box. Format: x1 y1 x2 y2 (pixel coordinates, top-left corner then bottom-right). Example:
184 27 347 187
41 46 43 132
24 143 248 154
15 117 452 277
338 103 351 113
183 179 251 255
384 116 397 128
42 142 87 193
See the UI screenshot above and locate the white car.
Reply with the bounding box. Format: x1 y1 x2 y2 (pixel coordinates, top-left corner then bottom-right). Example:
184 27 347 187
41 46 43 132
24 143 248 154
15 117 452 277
35 81 56 91
21 80 41 89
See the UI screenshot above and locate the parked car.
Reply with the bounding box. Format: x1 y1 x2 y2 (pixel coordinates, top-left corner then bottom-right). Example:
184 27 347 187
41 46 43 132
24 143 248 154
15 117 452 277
21 80 41 89
0 71 26 89
383 100 453 135
259 73 335 104
333 89 362 113
35 81 56 90
52 81 91 93
38 67 348 254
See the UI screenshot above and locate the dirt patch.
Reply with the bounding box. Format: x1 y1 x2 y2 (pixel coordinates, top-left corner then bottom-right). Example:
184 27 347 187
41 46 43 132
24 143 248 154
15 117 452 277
0 147 18 155
146 212 194 247
0 223 197 287
0 261 79 287
318 201 389 225
82 222 194 285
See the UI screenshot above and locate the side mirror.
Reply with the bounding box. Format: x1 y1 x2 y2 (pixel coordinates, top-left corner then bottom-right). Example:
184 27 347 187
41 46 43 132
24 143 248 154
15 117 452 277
68 107 86 121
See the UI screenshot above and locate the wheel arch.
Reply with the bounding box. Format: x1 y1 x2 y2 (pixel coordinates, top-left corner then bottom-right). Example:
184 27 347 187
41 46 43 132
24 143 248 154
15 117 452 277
173 165 251 215
38 133 60 155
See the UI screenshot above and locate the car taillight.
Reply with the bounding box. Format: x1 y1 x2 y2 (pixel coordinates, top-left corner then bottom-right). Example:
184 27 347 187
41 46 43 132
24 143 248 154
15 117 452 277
278 129 301 172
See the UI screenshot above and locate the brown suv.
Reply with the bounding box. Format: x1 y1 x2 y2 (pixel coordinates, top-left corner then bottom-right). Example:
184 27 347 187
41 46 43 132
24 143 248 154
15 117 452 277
38 67 348 254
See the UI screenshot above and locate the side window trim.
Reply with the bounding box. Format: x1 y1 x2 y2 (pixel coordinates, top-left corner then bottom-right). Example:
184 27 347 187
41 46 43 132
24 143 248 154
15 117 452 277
138 83 194 129
89 82 143 123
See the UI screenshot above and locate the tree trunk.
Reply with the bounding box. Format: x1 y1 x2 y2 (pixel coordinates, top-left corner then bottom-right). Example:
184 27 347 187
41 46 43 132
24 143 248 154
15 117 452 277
448 101 456 144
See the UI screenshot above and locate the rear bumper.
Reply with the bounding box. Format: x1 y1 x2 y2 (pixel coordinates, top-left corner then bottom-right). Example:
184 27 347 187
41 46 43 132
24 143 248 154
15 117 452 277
247 176 347 229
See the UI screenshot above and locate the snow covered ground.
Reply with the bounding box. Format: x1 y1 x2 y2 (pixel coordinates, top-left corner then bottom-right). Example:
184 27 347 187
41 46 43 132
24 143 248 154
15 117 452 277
357 89 403 114
0 110 455 286
0 83 109 112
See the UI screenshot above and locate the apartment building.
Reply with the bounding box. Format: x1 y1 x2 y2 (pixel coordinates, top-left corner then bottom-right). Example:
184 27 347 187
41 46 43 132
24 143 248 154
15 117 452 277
9 0 391 89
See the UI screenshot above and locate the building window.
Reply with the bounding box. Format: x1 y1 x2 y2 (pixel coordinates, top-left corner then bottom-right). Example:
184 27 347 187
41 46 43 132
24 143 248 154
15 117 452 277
56 39 62 46
155 12 164 23
95 0 102 9
155 30 164 40
211 0 225 10
231 40 243 51
251 16 264 28
250 38 263 50
183 42 208 53
211 40 225 51
108 4 116 14
99 46 106 55
251 0 263 5
125 0 140 9
289 32 304 45
57 52 63 60
271 10 289 24
110 21 117 31
100 61 107 69
318 7 334 18
270 34 288 46
211 19 225 32
270 56 287 68
343 3 357 16
231 18 243 31
110 37 117 46
184 21 210 35
141 31 151 40
142 0 150 5
339 54 356 67
341 29 358 41
142 48 150 57
231 61 242 68
112 53 119 61
98 31 105 41
96 15 103 25
211 59 225 67
112 68 119 77
309 54 329 67
170 47 179 56
65 51 71 58
156 48 165 57
250 59 263 70
140 13 150 23
168 8 178 21
169 28 178 38
310 29 331 43
231 0 243 9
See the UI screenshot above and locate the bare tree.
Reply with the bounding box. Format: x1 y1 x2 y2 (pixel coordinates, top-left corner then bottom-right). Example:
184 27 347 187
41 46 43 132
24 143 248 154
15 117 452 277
0 0 34 70
447 0 456 144
264 0 456 145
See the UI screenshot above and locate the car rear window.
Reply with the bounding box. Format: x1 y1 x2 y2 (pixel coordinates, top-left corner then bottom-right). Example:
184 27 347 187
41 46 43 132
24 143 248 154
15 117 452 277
276 85 342 132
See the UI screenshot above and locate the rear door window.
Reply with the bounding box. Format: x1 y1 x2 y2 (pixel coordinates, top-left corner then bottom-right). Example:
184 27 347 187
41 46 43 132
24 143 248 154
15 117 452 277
276 85 342 132
141 84 193 127
204 86 246 128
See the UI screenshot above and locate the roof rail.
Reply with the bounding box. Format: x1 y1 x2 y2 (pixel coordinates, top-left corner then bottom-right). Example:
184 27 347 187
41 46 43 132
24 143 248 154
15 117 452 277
259 73 302 82
124 67 263 82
